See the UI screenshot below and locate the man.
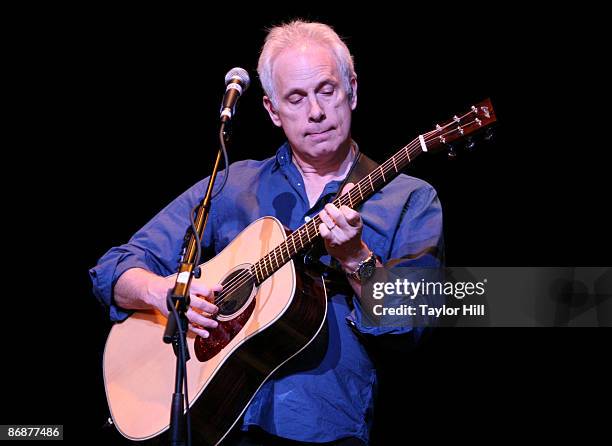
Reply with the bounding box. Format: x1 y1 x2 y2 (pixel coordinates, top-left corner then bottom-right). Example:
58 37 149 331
90 20 443 445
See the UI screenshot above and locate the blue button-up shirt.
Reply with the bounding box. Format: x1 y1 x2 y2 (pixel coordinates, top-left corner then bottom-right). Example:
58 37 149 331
89 141 443 444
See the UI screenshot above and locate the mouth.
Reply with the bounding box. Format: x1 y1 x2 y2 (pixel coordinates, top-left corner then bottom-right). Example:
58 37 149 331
306 128 333 137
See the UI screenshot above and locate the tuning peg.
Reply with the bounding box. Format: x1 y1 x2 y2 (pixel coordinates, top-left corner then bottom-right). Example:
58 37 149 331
447 144 457 160
465 137 476 151
484 128 496 141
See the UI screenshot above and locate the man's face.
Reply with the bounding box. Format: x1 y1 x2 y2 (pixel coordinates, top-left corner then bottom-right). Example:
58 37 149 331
263 43 357 162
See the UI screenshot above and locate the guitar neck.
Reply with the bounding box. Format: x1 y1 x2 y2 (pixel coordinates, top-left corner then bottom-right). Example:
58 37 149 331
250 138 425 285
250 98 496 285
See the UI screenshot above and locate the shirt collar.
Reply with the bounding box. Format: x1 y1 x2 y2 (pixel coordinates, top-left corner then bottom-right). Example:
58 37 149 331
273 141 293 171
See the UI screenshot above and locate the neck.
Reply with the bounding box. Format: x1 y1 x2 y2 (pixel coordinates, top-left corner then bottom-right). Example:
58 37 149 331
292 140 355 182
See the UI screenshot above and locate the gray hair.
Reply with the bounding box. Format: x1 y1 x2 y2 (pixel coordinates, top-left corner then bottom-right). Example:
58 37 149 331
257 20 356 108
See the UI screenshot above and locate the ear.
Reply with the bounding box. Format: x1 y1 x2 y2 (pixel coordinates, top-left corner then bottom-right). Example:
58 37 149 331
263 96 282 127
349 77 358 111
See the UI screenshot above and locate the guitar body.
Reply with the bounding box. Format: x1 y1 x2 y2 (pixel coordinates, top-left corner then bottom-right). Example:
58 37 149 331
103 216 328 445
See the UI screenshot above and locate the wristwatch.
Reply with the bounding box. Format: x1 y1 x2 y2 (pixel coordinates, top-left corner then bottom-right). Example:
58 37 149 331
346 251 377 283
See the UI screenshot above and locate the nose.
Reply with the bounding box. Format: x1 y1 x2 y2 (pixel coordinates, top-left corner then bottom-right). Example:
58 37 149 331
307 95 325 123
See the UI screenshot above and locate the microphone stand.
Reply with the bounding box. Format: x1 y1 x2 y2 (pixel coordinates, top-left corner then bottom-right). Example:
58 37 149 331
162 122 230 446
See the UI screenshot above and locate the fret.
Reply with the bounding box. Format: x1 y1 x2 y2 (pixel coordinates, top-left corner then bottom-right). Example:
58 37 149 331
392 156 397 172
380 166 386 182
358 182 364 200
369 175 374 192
269 251 275 272
273 248 279 269
405 146 411 162
253 262 260 283
270 253 276 275
252 262 257 283
290 234 297 256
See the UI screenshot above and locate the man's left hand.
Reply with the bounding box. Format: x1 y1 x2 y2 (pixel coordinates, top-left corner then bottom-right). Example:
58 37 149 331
318 183 371 273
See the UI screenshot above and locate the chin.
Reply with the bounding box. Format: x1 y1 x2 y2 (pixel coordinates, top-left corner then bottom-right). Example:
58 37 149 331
305 136 344 154
304 142 336 159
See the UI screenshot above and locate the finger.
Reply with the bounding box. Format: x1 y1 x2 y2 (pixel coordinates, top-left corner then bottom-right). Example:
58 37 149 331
190 294 219 315
324 203 349 229
319 223 332 241
318 209 336 230
319 223 339 248
190 282 223 300
340 205 361 227
187 308 219 329
209 283 223 293
188 323 210 338
341 182 355 195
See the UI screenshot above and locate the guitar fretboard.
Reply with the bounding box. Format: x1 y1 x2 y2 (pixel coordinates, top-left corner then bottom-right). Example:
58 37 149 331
251 139 425 285
243 98 496 286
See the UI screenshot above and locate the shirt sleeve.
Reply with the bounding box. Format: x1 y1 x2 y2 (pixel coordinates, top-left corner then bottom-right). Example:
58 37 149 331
346 183 444 338
89 178 216 322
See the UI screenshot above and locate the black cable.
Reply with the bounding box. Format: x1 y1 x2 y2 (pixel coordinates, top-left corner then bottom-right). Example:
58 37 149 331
213 123 230 201
167 293 191 446
190 122 230 270
176 122 229 445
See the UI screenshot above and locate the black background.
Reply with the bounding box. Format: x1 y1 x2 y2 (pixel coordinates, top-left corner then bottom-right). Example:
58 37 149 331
5 3 610 444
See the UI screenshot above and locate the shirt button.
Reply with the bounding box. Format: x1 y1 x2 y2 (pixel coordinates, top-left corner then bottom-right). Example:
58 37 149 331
304 216 311 222
297 183 301 186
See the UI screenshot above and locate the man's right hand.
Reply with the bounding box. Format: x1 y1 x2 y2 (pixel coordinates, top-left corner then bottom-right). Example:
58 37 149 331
115 268 222 339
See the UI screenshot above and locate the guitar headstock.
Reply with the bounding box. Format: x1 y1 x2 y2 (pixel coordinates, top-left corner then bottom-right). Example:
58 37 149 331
423 98 497 154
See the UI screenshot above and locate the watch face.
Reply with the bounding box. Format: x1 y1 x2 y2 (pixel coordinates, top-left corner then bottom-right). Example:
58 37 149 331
359 258 376 281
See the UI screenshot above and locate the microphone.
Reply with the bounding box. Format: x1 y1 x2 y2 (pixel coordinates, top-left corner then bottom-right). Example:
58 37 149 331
220 67 250 123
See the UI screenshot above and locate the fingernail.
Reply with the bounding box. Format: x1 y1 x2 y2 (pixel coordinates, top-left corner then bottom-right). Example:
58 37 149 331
202 331 209 338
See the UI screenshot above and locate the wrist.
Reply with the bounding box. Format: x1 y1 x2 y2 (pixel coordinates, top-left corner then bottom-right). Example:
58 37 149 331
144 274 170 312
341 242 371 274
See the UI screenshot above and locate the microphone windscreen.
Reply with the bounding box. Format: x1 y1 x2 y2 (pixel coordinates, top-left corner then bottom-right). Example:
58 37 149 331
224 67 250 90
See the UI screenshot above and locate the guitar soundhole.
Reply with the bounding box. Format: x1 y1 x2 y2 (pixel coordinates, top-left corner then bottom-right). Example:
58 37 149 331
217 267 256 319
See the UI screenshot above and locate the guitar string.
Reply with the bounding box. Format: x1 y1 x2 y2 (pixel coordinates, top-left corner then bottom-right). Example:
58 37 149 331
211 116 483 306
212 110 487 302
212 115 484 306
210 139 426 305
211 113 486 306
211 139 423 303
207 123 450 301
